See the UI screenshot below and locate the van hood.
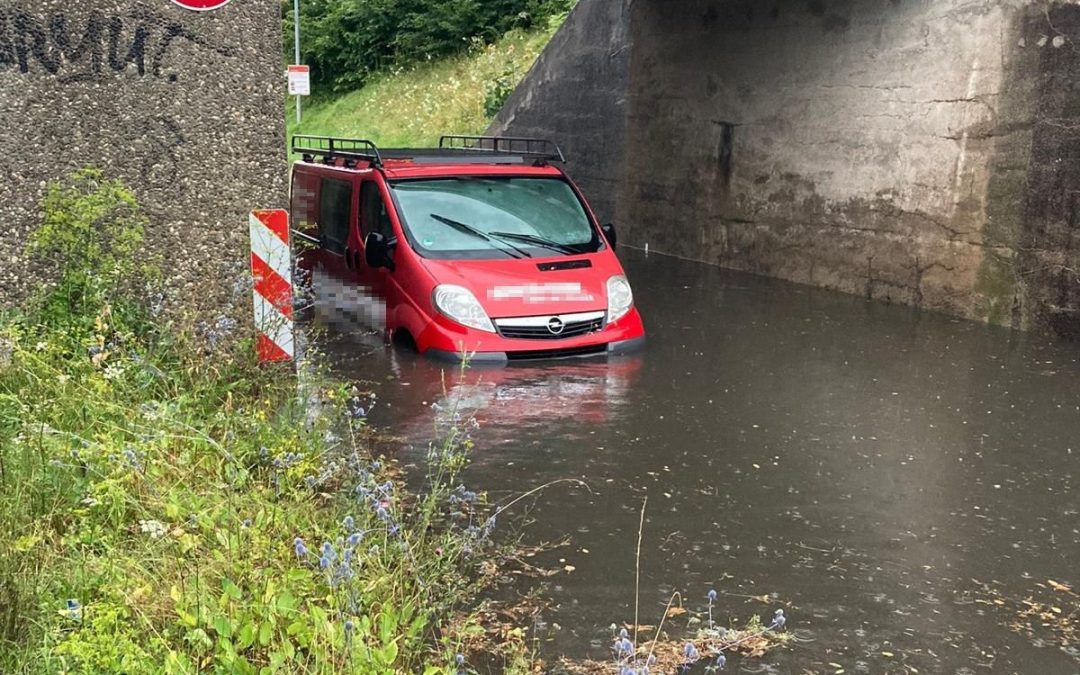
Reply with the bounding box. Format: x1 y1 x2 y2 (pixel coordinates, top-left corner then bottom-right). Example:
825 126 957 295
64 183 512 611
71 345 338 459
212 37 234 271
420 255 620 319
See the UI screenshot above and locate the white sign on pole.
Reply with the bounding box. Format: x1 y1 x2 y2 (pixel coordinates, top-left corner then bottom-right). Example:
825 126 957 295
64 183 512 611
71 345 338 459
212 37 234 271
288 65 311 96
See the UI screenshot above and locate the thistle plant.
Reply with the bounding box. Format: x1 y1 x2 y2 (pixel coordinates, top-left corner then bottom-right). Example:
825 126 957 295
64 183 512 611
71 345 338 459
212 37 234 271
707 588 717 629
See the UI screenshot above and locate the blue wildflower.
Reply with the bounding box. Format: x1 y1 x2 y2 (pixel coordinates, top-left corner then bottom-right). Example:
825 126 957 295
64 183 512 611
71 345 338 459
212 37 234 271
343 515 355 529
122 448 143 471
294 537 309 559
707 589 717 627
619 627 629 639
304 475 316 488
347 396 367 419
714 652 726 670
771 609 786 629
683 642 699 661
65 598 82 621
376 506 389 521
321 542 335 560
319 555 331 569
455 653 465 665
347 531 364 547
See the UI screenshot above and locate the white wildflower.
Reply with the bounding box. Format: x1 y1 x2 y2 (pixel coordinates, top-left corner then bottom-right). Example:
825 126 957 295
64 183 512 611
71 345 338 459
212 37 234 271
138 519 168 539
103 364 124 380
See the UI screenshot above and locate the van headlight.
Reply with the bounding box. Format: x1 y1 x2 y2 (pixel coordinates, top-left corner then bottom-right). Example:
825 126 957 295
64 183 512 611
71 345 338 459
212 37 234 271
606 275 634 322
432 285 496 333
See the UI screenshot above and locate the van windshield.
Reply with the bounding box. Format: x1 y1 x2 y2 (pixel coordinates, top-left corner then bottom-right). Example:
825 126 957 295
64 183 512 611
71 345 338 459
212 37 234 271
389 177 601 259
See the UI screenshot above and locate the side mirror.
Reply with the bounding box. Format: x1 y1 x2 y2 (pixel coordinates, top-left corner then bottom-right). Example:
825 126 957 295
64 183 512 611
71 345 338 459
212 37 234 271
364 232 396 271
601 223 618 249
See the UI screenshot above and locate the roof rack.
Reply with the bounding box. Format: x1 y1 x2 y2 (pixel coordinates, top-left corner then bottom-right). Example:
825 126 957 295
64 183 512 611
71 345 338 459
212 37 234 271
438 135 566 164
291 134 566 169
292 135 383 167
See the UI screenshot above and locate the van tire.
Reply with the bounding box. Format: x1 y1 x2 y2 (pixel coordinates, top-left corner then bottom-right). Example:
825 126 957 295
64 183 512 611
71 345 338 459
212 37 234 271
391 329 418 353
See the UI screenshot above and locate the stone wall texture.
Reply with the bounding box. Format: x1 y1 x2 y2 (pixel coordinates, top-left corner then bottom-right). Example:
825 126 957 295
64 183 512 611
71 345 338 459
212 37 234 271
488 0 631 226
0 0 286 314
493 0 1080 337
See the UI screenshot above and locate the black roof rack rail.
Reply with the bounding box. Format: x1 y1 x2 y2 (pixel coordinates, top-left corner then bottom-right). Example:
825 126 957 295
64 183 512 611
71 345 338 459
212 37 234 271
439 135 566 164
292 135 383 167
291 134 567 168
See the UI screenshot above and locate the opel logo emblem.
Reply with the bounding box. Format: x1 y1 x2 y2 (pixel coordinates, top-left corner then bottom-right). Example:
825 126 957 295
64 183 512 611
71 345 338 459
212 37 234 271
547 317 565 335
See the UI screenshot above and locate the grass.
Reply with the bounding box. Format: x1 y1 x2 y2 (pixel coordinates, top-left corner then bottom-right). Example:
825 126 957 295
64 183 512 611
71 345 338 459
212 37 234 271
286 20 562 149
0 170 522 673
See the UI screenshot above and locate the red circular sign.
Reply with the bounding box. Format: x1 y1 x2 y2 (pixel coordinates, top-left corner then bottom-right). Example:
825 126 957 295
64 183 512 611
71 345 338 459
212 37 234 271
171 0 233 10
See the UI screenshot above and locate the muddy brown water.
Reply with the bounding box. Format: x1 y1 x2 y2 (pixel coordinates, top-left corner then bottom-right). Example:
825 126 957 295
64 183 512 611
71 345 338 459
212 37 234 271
313 248 1080 673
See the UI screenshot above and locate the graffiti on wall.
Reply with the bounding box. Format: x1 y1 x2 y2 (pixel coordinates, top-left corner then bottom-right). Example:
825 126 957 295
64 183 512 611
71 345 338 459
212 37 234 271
0 6 235 82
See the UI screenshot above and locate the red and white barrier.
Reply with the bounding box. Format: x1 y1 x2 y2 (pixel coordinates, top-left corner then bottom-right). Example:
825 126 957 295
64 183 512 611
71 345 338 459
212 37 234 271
249 209 294 362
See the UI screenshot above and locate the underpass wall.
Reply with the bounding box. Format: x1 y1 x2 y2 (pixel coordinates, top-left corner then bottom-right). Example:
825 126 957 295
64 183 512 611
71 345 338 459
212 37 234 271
0 0 286 315
487 0 631 225
495 0 1080 335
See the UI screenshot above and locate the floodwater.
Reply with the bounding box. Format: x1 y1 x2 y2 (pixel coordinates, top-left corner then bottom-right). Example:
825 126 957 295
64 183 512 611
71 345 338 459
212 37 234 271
316 248 1080 673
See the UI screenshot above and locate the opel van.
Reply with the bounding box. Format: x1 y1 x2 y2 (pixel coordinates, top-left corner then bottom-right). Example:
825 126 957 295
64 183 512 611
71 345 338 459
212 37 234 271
290 135 645 361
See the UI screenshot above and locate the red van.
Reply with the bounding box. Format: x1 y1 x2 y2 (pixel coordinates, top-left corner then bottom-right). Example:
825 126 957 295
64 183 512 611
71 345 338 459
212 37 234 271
290 135 645 362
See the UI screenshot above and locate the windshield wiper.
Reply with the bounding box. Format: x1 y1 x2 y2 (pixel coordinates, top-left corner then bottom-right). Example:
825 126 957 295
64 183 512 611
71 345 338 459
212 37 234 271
429 214 530 259
486 231 579 255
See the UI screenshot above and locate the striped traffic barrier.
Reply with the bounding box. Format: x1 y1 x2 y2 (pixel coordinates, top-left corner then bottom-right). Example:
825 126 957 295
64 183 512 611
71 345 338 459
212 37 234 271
249 209 294 362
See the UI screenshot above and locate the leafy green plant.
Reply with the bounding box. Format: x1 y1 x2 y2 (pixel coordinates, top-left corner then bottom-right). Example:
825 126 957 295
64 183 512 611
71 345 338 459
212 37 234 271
25 167 157 330
484 64 518 117
0 170 524 672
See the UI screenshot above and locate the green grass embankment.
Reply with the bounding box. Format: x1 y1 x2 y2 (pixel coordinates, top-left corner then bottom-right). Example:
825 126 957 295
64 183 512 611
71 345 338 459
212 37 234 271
286 23 558 149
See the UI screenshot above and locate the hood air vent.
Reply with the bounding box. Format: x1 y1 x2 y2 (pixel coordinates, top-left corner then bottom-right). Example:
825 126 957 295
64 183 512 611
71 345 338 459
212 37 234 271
537 259 592 272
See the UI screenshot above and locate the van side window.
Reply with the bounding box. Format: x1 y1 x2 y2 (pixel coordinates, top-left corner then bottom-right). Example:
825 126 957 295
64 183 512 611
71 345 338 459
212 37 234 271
290 170 320 235
319 178 352 254
361 182 394 239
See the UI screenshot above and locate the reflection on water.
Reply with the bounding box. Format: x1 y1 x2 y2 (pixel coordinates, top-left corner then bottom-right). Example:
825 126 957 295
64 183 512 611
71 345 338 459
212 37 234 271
314 248 1080 673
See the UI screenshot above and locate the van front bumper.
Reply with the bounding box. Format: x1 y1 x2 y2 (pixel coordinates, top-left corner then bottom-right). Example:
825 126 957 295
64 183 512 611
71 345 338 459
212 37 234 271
419 309 646 363
426 336 645 363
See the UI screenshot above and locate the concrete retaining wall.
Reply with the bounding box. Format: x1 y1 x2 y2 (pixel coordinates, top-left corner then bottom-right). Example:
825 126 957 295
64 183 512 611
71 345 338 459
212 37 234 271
494 0 1080 336
0 0 286 314
488 0 631 226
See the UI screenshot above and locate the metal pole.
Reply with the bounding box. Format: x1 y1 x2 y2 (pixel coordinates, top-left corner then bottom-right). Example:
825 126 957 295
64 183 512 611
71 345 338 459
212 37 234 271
293 0 302 125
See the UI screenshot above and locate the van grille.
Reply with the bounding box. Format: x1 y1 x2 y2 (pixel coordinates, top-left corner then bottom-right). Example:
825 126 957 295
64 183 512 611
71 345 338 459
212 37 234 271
494 311 605 341
505 344 608 361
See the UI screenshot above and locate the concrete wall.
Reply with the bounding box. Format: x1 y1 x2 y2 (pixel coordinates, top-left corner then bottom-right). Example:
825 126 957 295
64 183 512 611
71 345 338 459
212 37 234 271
495 0 1080 336
0 0 286 314
488 0 631 225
